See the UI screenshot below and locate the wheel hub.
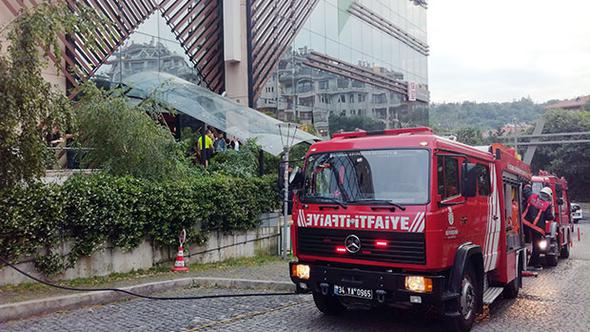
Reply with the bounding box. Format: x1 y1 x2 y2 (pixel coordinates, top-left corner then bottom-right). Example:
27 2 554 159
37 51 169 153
459 277 475 320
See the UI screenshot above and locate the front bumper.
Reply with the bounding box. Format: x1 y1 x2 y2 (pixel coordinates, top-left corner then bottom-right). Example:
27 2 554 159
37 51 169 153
290 262 453 306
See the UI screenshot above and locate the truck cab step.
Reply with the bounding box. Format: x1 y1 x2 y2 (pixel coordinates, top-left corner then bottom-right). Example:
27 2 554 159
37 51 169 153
483 287 504 304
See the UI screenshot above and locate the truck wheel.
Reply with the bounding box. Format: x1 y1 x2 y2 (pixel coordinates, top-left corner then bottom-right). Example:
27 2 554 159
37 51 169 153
545 253 559 267
560 233 570 259
312 290 346 315
445 267 479 332
503 269 520 299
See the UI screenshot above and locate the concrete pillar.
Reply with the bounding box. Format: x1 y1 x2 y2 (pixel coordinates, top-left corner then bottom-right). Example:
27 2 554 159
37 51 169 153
223 0 249 107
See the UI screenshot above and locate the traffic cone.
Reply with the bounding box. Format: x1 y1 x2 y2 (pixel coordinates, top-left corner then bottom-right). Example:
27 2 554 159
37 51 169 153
171 245 189 272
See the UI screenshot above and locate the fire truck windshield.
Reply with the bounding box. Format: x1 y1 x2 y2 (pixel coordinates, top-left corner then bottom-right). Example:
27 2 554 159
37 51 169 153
302 149 430 205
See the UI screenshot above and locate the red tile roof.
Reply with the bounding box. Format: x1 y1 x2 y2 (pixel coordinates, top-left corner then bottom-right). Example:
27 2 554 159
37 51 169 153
545 95 590 110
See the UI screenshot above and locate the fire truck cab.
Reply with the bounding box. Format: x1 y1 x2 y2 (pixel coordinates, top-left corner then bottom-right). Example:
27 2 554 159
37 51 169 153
530 171 573 265
289 128 531 332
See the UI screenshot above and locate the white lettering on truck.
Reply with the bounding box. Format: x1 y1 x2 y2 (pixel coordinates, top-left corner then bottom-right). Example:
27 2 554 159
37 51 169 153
297 212 426 233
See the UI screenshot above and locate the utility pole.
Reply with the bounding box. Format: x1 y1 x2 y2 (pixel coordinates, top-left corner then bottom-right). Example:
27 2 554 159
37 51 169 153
278 123 299 258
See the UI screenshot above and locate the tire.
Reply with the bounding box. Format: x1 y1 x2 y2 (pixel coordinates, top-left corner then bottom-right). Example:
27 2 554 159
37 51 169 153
560 233 570 259
445 267 480 332
312 290 346 315
545 252 559 267
503 270 520 299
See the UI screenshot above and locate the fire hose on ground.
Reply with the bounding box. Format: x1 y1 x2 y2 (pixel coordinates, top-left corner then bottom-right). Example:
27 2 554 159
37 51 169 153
0 256 300 301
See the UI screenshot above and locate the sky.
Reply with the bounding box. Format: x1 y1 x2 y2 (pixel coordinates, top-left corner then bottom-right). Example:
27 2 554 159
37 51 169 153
428 0 590 104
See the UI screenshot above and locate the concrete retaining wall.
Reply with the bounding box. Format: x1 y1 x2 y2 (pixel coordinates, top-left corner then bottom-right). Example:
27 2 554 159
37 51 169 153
0 213 280 286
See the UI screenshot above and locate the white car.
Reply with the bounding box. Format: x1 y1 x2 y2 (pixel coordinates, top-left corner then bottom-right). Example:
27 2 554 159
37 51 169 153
571 203 583 223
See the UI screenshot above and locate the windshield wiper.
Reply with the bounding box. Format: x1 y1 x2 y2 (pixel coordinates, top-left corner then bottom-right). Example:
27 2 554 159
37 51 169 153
311 197 348 209
348 199 406 211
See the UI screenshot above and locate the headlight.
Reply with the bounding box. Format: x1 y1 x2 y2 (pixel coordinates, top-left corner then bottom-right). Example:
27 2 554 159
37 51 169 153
538 239 548 250
291 263 310 280
405 276 433 293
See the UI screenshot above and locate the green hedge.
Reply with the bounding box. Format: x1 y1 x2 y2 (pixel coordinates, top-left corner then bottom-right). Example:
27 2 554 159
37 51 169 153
0 173 279 276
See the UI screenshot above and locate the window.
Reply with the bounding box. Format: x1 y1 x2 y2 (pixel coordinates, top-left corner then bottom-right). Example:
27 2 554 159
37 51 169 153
372 93 387 104
555 184 563 198
349 94 355 103
437 156 460 199
339 94 346 103
358 94 366 102
337 78 348 88
303 149 430 204
476 164 491 196
319 80 329 90
352 80 364 88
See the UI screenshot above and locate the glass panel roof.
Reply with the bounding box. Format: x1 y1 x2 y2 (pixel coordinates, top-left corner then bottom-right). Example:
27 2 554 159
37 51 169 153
123 71 319 155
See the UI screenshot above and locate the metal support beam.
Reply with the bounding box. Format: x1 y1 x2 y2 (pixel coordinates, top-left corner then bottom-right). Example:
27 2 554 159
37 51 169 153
503 131 590 139
523 118 545 165
505 139 590 146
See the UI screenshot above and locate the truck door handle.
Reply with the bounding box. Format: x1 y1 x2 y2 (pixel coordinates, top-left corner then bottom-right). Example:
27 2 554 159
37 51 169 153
460 216 468 224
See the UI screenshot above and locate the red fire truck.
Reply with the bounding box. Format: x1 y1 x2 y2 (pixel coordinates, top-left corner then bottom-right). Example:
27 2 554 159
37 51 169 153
530 171 573 266
289 128 531 331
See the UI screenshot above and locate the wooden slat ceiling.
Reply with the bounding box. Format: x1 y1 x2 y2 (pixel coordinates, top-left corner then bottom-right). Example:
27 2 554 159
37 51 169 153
0 0 225 96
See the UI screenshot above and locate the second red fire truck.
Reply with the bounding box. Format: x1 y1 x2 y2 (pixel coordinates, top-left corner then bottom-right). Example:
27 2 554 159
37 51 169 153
530 171 573 266
289 127 532 331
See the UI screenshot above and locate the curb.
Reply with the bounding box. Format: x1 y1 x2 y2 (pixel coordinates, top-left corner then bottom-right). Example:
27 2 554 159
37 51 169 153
0 277 295 323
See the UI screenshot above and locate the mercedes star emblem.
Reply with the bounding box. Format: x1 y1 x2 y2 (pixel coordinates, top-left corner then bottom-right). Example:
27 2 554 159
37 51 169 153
344 235 361 253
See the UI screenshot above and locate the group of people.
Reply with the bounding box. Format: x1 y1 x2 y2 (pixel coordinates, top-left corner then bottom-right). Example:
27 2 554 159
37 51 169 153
194 128 242 166
44 124 78 169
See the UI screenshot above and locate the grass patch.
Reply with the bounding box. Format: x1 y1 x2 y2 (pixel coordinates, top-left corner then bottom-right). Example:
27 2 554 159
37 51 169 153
0 255 284 295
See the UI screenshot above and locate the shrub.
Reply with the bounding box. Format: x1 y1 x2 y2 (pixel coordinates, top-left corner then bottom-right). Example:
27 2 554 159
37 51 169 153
0 173 279 276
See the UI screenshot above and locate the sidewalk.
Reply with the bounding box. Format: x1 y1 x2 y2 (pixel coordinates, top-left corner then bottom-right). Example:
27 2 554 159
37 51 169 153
0 255 290 306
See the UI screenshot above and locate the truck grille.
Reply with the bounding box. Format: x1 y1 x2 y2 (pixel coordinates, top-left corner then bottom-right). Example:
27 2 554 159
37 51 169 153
297 228 426 264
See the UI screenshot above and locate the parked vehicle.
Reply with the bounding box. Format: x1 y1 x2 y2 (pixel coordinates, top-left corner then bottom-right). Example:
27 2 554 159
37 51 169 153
530 171 573 265
571 203 583 223
289 128 530 332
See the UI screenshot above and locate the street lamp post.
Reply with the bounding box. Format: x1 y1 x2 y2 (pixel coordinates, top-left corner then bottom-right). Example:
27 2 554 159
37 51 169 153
278 122 299 259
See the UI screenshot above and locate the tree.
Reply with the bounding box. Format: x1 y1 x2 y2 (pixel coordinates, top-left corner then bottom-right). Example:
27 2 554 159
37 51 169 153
532 109 590 201
75 84 192 180
456 127 483 145
0 4 100 187
328 113 385 136
430 98 544 131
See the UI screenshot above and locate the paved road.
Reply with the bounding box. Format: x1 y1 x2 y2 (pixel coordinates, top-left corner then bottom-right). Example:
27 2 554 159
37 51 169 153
3 221 590 332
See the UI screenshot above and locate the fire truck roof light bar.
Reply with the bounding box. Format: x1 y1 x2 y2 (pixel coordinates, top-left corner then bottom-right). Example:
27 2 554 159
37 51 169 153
332 127 433 139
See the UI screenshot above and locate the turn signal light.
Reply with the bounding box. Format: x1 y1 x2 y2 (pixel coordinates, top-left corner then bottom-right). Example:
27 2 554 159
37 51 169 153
336 246 347 253
291 264 310 280
375 240 388 247
405 276 433 293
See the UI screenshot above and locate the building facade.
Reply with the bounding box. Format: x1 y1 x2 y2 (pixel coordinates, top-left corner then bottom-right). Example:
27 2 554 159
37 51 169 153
1 0 429 137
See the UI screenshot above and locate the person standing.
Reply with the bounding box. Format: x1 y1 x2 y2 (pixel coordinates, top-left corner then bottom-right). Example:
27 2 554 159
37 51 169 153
214 132 226 152
197 129 214 167
522 186 554 268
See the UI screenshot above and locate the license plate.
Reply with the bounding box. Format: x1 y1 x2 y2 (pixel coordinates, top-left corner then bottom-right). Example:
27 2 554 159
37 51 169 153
334 285 373 299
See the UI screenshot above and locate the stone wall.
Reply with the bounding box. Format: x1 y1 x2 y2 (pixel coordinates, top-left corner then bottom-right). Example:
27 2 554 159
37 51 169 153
0 214 280 286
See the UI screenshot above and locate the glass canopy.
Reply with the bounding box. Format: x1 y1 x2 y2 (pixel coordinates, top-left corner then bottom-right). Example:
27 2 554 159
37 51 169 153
122 71 319 155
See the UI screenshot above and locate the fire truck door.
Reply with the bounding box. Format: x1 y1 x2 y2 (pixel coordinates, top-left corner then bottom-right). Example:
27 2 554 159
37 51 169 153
504 182 521 251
